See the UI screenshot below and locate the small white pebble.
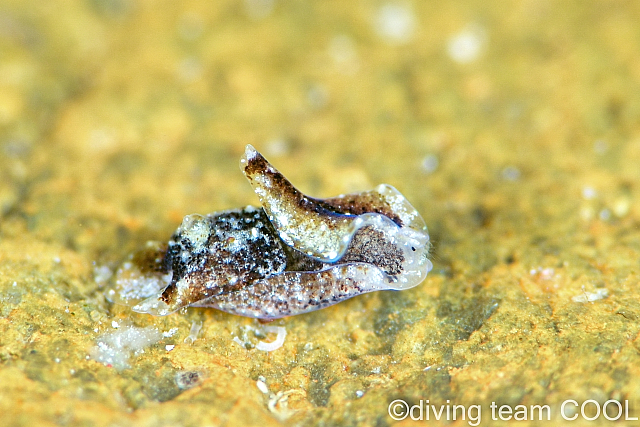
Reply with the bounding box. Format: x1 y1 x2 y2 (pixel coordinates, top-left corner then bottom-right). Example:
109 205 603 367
111 321 119 329
256 379 269 394
356 390 364 398
165 345 175 351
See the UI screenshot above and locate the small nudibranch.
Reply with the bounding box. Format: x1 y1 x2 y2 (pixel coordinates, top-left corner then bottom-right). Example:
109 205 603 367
108 145 432 319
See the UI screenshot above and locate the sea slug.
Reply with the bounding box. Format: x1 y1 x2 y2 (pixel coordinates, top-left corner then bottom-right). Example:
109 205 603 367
107 145 432 319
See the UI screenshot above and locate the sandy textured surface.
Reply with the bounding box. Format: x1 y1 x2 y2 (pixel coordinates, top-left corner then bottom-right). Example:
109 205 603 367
2 1 640 426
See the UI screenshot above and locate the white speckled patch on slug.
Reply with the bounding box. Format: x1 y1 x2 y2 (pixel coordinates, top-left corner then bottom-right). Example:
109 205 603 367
109 145 432 319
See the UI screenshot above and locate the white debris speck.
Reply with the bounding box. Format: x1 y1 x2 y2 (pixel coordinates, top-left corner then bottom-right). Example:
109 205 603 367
89 127 118 153
582 186 597 200
267 389 305 421
530 267 555 280
163 327 179 338
501 165 521 181
255 326 287 352
540 268 555 280
599 208 611 221
112 260 172 303
572 288 609 303
184 320 203 344
250 227 260 239
374 3 416 45
447 25 486 64
89 325 162 370
165 345 175 351
93 265 113 285
256 379 269 394
233 323 288 352
613 198 630 217
111 321 119 329
420 154 439 173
